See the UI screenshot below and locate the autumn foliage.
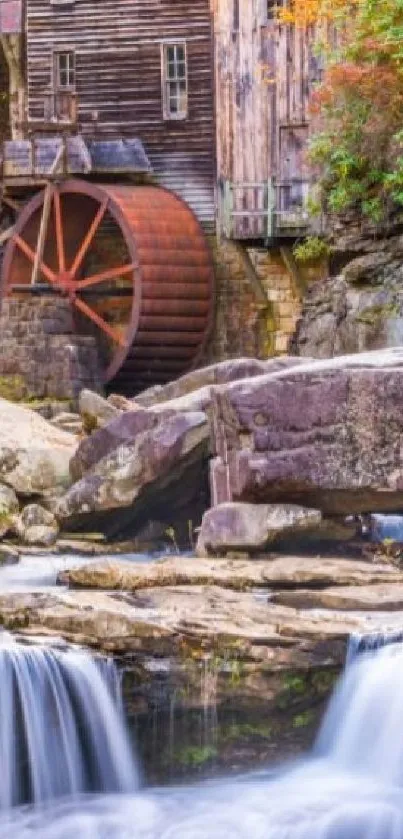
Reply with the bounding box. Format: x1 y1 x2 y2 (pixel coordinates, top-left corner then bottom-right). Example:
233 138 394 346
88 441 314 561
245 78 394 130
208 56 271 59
283 0 403 221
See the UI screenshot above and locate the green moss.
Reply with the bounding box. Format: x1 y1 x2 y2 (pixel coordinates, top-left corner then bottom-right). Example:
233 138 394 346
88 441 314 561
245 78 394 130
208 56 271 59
311 670 338 694
174 745 218 768
0 375 27 402
293 237 331 265
292 710 316 729
354 303 399 326
220 722 273 742
81 411 99 435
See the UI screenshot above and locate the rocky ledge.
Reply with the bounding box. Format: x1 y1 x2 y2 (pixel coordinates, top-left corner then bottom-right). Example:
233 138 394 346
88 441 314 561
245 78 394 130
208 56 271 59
2 552 402 687
4 550 403 780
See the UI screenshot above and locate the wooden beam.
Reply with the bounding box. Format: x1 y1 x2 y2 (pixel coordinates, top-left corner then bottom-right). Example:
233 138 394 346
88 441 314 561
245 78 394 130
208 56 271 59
280 245 306 298
233 242 268 304
31 184 54 285
70 198 108 279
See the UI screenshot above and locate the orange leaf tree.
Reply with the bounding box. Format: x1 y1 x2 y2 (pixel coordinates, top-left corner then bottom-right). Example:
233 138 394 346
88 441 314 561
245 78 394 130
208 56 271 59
283 0 403 221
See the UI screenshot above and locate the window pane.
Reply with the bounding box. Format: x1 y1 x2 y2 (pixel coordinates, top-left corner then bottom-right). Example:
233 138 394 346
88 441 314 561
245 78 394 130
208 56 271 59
176 45 185 62
167 46 175 63
168 61 176 79
56 52 75 88
169 96 178 114
177 62 186 79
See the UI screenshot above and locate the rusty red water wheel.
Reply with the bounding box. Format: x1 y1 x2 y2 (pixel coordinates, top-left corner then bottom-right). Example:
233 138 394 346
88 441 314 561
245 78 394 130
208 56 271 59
1 180 214 393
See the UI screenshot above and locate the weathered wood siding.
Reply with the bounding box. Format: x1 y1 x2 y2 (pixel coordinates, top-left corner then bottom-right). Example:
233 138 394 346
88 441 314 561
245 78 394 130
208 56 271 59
214 0 320 238
25 0 215 227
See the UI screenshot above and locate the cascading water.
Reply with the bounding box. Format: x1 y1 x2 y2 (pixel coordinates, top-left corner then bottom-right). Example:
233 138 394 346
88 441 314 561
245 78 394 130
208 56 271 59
2 635 403 837
0 642 137 808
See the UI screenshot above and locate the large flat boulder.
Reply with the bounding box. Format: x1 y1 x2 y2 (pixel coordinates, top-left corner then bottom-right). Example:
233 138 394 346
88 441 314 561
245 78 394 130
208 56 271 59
0 586 374 660
134 357 307 408
70 407 167 481
272 583 403 611
0 399 76 497
210 348 403 515
56 411 210 537
58 554 403 592
196 502 355 556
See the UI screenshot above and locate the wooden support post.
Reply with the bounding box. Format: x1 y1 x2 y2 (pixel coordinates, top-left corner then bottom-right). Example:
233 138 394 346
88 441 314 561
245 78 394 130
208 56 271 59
266 178 275 241
31 184 53 286
233 242 268 305
280 245 306 298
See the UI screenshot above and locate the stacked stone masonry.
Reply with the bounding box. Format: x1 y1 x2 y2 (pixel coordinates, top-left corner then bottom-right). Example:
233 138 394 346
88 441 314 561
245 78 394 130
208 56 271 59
0 298 103 401
208 238 302 361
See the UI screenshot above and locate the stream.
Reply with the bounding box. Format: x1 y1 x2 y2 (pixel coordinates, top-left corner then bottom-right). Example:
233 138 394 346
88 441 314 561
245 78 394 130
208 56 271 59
0 628 401 836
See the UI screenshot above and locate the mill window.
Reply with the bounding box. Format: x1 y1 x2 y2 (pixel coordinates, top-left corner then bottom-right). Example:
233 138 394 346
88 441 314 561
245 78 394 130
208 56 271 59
162 43 188 120
54 50 75 89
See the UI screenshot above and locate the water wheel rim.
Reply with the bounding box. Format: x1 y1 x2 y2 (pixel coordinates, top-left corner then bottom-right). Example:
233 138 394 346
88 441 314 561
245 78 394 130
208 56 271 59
2 179 142 383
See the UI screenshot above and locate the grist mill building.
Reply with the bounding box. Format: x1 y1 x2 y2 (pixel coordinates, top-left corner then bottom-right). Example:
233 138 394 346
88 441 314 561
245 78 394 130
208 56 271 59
0 0 323 400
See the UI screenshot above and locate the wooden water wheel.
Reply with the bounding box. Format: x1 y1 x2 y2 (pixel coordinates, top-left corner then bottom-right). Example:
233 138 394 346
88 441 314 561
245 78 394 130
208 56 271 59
0 180 214 393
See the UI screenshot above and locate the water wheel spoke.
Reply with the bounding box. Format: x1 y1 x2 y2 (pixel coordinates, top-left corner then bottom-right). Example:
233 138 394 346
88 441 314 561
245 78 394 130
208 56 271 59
70 198 109 279
74 296 127 348
75 263 135 291
14 234 56 284
53 188 66 273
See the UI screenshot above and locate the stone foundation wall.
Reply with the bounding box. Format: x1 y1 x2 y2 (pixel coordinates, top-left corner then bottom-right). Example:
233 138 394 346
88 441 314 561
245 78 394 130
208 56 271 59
207 238 303 362
0 298 103 401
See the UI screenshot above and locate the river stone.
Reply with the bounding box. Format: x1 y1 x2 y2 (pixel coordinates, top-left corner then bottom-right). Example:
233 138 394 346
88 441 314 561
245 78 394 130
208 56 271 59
58 554 403 592
14 503 59 546
2 585 402 683
196 502 323 556
79 389 122 430
0 399 76 497
0 483 19 537
210 347 403 515
0 545 20 565
272 583 403 612
56 411 209 529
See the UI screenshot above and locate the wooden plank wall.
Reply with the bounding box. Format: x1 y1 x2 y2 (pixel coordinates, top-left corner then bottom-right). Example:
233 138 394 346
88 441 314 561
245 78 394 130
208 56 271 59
25 0 215 227
214 0 319 237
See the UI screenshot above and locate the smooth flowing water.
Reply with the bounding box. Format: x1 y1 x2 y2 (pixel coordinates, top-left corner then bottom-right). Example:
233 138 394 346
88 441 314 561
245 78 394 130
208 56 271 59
0 643 137 809
2 636 403 837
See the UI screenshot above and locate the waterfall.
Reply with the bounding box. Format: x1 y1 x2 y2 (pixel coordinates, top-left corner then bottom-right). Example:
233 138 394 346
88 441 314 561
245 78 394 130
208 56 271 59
0 642 137 808
3 637 403 837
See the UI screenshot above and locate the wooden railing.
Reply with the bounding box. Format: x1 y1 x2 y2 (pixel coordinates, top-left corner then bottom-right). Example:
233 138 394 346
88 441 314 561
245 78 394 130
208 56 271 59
220 177 317 241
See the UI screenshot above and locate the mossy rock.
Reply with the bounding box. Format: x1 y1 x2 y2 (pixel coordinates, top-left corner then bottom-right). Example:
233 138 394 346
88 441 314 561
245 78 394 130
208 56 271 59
0 376 27 402
355 303 399 326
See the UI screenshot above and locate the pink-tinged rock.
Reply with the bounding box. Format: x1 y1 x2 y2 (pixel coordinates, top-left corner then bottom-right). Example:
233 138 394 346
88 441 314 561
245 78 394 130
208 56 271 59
196 502 323 556
56 411 209 535
210 348 403 515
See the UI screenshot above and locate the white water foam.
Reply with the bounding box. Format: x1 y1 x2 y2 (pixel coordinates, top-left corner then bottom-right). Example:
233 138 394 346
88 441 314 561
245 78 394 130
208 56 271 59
2 637 403 836
0 644 138 808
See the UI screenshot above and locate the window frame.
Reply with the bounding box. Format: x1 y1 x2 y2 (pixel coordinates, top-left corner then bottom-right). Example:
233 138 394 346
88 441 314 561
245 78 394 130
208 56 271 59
161 41 188 122
53 49 76 91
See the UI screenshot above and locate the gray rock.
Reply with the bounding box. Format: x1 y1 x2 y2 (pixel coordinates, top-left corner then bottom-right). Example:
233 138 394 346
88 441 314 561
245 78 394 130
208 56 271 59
0 483 19 537
79 389 121 430
14 503 59 546
135 357 308 408
196 502 323 556
293 240 403 359
210 348 403 515
0 545 20 566
56 411 210 534
0 399 76 497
